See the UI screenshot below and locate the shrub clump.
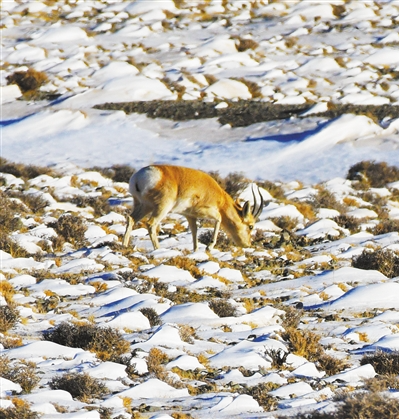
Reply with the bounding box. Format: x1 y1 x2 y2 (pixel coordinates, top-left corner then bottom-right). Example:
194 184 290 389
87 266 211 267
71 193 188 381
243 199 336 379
0 305 19 333
0 192 25 231
139 307 162 327
371 219 399 235
293 391 399 419
317 353 350 376
89 164 135 183
0 356 40 393
198 229 233 251
360 351 399 375
50 214 87 247
0 399 40 419
209 299 237 317
281 327 323 361
146 347 169 380
49 372 107 402
239 382 278 410
6 68 49 100
352 248 399 278
0 192 31 257
43 322 130 362
307 188 347 213
347 161 399 188
333 214 361 233
207 171 249 199
71 194 111 217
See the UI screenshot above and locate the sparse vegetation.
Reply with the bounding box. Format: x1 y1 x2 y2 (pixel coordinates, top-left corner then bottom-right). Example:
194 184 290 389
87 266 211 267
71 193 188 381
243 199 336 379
317 353 350 376
207 170 250 198
282 326 323 360
265 348 288 368
308 187 348 213
70 194 111 217
364 374 399 392
0 158 53 180
0 192 30 256
198 229 233 251
371 219 399 235
95 102 399 128
165 256 202 279
1 153 399 414
1 156 398 419
334 214 361 232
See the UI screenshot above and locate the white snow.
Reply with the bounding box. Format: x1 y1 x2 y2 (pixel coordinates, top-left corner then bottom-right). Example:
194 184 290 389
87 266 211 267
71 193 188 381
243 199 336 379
2 1 399 417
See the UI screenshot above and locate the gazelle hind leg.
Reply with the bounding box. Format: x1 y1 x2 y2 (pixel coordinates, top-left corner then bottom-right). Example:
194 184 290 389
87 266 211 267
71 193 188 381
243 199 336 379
186 216 198 252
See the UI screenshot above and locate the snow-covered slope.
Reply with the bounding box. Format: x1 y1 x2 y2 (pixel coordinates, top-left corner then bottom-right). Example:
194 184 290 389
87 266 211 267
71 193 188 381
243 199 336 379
2 0 399 182
2 1 399 418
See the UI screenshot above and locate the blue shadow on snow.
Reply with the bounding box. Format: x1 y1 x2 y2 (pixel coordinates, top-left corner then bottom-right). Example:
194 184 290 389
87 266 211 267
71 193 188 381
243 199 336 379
245 120 330 144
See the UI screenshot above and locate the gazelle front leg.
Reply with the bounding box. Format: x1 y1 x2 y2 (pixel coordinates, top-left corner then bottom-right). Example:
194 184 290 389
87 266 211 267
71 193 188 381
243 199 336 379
123 215 134 247
207 218 221 251
147 202 174 250
123 201 151 247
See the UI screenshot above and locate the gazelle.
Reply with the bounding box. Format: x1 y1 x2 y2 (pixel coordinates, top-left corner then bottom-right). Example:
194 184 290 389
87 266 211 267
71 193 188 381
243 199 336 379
122 165 264 251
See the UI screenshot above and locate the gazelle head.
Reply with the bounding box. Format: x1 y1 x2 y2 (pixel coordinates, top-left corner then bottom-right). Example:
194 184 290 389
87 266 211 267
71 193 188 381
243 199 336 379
226 184 264 247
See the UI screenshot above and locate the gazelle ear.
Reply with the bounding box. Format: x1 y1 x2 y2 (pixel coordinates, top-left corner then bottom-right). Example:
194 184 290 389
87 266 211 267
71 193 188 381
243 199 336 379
242 201 251 218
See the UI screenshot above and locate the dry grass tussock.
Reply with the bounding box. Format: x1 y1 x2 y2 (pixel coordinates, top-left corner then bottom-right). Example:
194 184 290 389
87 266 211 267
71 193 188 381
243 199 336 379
280 307 349 375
